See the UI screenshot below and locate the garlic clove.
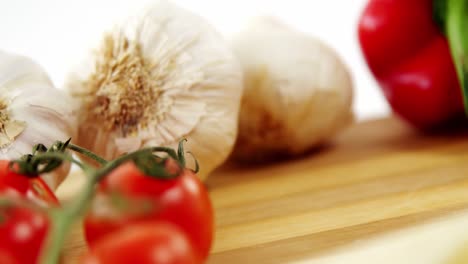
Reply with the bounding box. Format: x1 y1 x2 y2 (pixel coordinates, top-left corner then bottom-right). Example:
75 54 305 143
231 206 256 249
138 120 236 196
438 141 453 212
0 50 77 189
230 17 354 162
0 120 26 147
66 0 243 180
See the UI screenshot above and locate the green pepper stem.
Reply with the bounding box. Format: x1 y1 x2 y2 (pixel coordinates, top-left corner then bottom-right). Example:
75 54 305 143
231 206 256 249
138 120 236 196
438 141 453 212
447 0 468 116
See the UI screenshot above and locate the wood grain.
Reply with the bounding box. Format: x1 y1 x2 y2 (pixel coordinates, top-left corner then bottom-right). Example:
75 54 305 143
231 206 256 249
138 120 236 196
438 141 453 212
59 117 468 263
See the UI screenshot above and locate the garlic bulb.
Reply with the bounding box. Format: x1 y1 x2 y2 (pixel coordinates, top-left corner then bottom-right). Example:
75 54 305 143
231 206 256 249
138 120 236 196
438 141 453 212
65 1 243 180
0 51 77 189
230 17 354 161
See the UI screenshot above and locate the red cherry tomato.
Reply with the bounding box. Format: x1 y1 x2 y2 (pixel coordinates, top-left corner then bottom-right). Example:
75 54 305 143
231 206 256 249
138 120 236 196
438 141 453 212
84 159 213 261
0 160 59 206
0 198 50 264
81 221 200 264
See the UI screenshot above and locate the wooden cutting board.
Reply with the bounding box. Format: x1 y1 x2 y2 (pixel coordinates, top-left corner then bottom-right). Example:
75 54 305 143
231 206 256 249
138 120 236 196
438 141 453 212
58 117 468 263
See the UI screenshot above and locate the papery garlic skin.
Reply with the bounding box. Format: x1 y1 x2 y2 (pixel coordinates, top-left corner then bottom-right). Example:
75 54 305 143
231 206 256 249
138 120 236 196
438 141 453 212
230 17 354 161
0 51 77 189
66 0 243 180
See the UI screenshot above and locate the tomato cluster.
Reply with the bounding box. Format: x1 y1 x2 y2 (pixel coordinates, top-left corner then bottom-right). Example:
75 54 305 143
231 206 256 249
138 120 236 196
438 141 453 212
83 159 213 264
0 142 214 264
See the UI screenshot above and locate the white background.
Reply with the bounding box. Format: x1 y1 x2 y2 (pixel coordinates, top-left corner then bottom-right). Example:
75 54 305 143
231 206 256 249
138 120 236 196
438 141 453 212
0 0 390 120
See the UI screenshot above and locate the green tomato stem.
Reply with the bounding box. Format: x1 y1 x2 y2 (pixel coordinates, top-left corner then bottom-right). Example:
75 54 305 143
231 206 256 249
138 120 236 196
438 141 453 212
447 0 468 116
37 148 175 264
67 143 108 165
32 152 94 264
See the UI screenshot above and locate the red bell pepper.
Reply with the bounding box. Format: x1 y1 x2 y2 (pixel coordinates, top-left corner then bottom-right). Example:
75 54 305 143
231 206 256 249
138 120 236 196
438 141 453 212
358 0 468 128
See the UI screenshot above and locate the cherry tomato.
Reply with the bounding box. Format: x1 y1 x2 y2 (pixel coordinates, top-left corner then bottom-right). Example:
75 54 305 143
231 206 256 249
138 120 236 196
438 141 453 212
81 221 200 264
0 198 50 264
84 159 213 261
0 160 59 206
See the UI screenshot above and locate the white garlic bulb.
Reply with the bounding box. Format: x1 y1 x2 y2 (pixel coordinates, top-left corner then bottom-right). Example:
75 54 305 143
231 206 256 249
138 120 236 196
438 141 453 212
0 51 77 189
230 17 354 161
65 1 243 180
